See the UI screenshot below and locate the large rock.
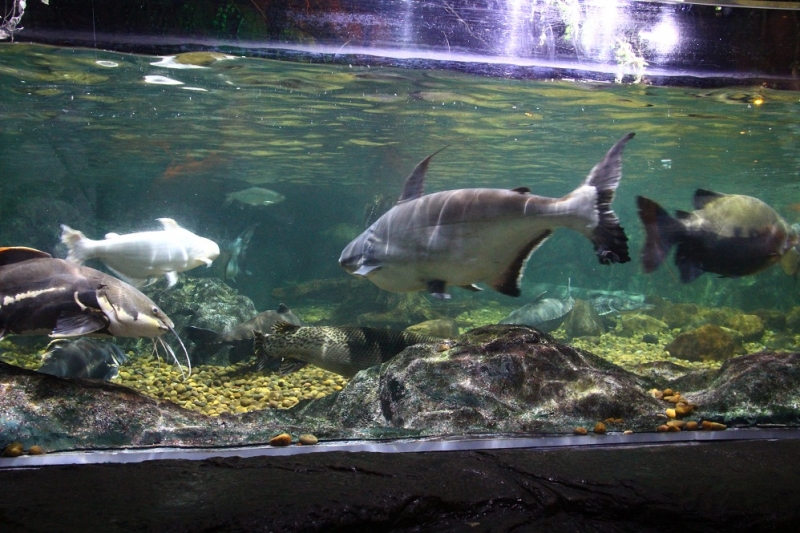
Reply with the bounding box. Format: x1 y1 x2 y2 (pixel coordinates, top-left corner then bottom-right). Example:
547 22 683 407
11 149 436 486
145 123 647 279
617 314 668 338
665 324 739 362
563 299 605 338
723 314 765 342
686 351 800 425
297 325 663 435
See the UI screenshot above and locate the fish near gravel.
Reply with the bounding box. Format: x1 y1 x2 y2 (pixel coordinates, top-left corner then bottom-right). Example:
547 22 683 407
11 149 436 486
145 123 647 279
254 321 441 378
0 246 191 377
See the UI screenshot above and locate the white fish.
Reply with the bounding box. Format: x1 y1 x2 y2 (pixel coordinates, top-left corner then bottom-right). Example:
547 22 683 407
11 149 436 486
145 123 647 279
223 187 285 208
339 134 635 298
60 218 220 288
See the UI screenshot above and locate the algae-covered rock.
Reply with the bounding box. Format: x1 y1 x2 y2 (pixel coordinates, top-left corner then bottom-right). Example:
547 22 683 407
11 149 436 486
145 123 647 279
563 299 606 338
751 308 786 331
404 319 459 339
786 307 800 333
617 314 668 338
687 351 800 425
723 314 765 342
659 302 700 329
296 325 663 436
665 324 738 362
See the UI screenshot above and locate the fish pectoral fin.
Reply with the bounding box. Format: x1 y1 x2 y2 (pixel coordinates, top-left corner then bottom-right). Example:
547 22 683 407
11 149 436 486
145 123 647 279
165 272 179 288
353 264 381 277
458 284 483 292
52 311 108 337
490 231 553 297
426 280 451 299
279 358 308 375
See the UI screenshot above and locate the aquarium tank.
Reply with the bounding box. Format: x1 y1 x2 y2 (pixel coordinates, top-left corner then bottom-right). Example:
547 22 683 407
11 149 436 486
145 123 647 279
2 0 800 458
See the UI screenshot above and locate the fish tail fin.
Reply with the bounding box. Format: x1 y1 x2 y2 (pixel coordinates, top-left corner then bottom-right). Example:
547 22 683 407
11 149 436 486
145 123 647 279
636 195 684 273
59 224 94 264
582 133 635 265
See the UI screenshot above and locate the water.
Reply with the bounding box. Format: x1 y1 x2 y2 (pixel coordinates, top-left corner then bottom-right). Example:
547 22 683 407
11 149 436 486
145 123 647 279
2 43 800 442
2 43 798 311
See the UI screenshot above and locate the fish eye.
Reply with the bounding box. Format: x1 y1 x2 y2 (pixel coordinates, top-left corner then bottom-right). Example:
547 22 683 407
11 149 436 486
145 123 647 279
152 306 160 315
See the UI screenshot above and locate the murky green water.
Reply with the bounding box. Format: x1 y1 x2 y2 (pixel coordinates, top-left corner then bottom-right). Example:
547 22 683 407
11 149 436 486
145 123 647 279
2 44 799 311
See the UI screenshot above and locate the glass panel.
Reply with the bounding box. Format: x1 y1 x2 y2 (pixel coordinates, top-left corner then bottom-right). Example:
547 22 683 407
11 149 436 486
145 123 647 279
2 0 800 455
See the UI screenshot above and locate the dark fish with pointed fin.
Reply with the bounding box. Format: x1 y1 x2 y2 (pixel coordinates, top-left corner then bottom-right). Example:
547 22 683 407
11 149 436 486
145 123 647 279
339 134 634 299
254 321 441 377
0 246 191 377
637 190 800 282
38 338 129 381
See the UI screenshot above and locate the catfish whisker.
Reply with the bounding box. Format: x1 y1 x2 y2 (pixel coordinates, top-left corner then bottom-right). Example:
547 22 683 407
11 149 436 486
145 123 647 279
169 325 192 378
156 335 187 381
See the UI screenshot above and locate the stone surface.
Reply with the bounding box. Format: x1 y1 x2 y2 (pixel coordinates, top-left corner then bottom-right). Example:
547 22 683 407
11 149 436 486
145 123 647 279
562 299 606 338
404 318 460 339
617 314 669 338
687 351 800 425
723 314 765 342
296 325 662 435
665 324 739 362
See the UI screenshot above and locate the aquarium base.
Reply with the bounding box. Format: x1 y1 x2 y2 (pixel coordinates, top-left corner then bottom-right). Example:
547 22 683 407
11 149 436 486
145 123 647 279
2 433 800 532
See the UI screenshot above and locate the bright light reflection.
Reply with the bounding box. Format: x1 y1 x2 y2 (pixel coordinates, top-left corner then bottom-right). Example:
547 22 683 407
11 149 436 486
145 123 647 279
640 16 680 57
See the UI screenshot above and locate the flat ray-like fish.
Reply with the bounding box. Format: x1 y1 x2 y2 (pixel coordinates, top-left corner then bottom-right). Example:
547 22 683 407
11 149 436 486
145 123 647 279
339 134 635 298
0 246 191 377
499 281 575 332
38 338 129 381
253 321 441 378
60 218 220 288
637 190 800 282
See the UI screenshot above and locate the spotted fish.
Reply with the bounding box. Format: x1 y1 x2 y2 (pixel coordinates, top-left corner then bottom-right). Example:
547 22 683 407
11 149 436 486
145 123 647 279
339 134 634 299
185 303 303 364
254 322 441 377
637 190 800 282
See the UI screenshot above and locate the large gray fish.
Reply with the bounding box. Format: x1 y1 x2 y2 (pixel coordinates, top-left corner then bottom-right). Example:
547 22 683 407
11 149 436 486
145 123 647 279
0 246 191 377
185 303 303 364
499 282 575 332
637 190 800 282
339 134 634 299
254 321 441 377
38 338 129 381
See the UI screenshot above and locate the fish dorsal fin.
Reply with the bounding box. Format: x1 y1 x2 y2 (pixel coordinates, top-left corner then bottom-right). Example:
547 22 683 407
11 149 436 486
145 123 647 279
511 187 530 194
491 230 553 297
397 147 447 203
276 303 291 313
273 320 301 335
0 247 51 266
105 232 121 239
693 189 724 210
156 218 181 231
